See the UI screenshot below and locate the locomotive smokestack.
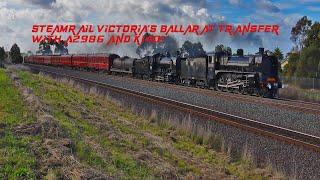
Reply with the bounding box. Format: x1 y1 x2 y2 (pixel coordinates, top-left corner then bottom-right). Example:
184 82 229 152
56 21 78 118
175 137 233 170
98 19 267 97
259 47 264 55
237 49 244 56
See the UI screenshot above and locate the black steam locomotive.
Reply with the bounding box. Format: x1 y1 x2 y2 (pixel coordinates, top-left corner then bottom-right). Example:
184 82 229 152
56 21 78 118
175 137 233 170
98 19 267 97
180 48 281 97
109 48 281 98
111 52 180 82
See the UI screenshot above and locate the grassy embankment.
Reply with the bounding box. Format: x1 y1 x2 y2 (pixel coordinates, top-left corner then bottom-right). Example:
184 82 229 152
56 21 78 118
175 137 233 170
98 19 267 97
0 69 38 179
0 68 283 179
279 85 320 102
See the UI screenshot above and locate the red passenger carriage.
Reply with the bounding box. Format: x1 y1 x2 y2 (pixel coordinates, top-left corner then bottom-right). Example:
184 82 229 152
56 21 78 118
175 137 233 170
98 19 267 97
25 54 118 72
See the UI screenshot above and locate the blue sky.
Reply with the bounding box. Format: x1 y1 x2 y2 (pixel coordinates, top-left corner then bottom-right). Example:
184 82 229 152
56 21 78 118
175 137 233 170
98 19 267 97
210 0 320 23
0 0 319 56
207 0 320 54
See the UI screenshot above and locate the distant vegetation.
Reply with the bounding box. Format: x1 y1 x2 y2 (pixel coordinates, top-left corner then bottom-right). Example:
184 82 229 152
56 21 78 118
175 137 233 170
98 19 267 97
0 43 23 65
180 40 206 58
0 47 6 67
10 44 23 64
279 85 320 103
283 16 320 78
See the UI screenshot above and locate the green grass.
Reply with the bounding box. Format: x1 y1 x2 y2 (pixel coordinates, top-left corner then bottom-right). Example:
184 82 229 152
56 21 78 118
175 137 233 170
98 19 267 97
0 69 37 179
16 70 282 179
17 70 152 179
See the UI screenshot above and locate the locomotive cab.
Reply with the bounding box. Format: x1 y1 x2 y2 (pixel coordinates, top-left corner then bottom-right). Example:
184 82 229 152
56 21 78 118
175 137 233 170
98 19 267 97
180 54 215 88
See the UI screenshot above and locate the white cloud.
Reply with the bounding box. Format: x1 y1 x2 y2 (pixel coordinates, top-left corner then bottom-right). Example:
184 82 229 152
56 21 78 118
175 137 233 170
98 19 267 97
254 0 280 13
0 0 307 54
0 25 14 33
308 6 320 11
298 0 320 3
229 0 240 5
0 0 223 53
283 14 304 26
0 2 7 8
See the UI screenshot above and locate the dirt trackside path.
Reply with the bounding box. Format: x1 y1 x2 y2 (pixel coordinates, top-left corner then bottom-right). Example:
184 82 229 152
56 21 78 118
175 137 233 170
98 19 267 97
9 68 284 179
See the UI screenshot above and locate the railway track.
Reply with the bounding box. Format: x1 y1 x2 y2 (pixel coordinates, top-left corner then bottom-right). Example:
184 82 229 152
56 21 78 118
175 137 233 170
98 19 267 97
26 64 320 116
27 64 320 153
105 73 320 115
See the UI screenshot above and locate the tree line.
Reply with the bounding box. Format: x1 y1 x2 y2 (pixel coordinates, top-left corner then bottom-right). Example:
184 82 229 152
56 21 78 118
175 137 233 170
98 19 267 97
0 43 23 67
283 16 320 78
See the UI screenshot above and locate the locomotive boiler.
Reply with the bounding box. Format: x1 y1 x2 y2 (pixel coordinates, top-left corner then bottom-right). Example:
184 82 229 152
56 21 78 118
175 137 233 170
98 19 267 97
131 53 182 82
152 53 179 82
134 56 153 79
110 56 136 75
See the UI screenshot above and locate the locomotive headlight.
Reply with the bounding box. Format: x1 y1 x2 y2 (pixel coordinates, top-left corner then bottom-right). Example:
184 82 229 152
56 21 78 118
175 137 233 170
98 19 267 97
274 82 278 87
267 83 272 90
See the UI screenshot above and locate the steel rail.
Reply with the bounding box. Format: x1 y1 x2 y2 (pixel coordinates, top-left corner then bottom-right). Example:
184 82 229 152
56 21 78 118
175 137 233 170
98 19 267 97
27 64 320 115
27 64 320 152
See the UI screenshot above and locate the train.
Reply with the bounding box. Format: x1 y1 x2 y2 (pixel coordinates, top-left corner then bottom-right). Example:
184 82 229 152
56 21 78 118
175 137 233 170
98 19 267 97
24 48 281 98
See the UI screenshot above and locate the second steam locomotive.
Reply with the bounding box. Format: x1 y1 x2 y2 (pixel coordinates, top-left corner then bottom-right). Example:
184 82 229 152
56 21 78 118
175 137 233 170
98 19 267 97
25 48 281 98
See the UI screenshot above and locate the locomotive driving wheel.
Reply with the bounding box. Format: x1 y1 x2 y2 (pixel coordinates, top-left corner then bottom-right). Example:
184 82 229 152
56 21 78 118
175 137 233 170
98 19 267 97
238 85 245 94
216 74 226 91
